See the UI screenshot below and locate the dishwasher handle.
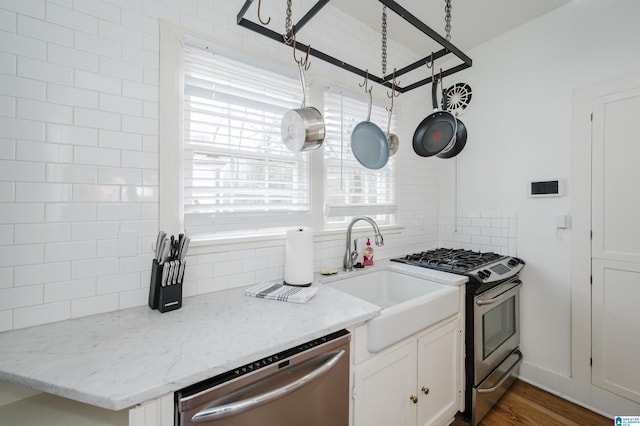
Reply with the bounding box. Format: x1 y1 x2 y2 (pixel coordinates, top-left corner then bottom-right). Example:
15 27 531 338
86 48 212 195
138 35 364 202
191 349 346 423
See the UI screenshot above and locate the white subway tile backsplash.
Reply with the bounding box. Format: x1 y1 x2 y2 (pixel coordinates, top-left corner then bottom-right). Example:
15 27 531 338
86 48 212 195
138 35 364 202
98 166 142 185
46 163 97 183
73 184 120 202
74 146 120 167
140 203 157 220
13 301 70 328
2 0 46 19
96 203 141 221
73 0 120 24
98 130 142 151
0 244 44 267
0 267 12 288
47 84 99 109
142 168 158 185
96 238 117 257
0 95 15 117
121 9 157 36
14 261 70 286
17 140 72 163
45 240 96 262
97 272 139 294
17 98 73 124
0 52 16 75
0 117 45 141
0 160 44 182
99 56 143 81
100 93 143 117
122 80 157 102
47 44 99 72
0 29 46 59
0 203 44 224
75 31 122 59
120 185 157 202
98 20 142 47
0 225 12 246
70 293 118 318
122 44 158 68
0 310 11 332
142 101 157 119
142 33 158 53
17 14 73 47
0 285 43 310
45 203 96 222
74 70 121 95
15 182 71 202
74 107 121 130
72 221 118 241
0 9 17 33
121 150 156 168
0 138 15 160
46 3 98 35
14 223 71 244
118 288 146 309
72 257 118 279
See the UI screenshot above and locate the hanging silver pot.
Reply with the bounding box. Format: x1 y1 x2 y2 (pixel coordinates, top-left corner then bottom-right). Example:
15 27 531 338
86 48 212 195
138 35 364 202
281 63 325 152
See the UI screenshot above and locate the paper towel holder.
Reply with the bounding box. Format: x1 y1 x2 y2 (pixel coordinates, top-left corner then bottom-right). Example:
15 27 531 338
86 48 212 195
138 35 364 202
284 228 314 287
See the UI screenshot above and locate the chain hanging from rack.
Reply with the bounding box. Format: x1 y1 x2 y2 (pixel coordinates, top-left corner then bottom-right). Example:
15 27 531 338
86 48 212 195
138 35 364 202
381 5 387 76
284 0 293 44
444 0 452 41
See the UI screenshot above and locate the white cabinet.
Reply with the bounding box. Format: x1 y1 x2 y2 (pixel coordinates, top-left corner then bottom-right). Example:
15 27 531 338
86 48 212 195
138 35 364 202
352 316 461 426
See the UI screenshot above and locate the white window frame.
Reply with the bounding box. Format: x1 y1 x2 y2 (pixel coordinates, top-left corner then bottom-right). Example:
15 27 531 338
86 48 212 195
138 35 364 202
159 22 401 248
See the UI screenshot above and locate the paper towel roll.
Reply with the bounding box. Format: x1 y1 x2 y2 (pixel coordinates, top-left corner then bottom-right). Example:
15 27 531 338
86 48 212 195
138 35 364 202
284 228 314 287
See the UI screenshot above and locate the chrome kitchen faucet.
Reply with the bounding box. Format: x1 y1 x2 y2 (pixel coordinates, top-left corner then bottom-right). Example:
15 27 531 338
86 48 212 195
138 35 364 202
343 216 384 271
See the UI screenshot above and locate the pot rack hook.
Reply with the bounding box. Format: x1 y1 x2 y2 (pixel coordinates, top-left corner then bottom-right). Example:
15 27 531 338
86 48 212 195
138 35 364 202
359 69 372 95
426 52 436 84
257 0 271 25
386 69 399 112
292 29 311 71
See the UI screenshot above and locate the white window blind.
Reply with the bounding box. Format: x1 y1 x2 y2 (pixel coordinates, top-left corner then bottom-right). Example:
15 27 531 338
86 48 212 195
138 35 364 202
183 42 310 237
323 87 397 228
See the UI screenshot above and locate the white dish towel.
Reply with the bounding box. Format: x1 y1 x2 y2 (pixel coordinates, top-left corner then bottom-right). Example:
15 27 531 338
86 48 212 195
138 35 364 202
244 281 319 304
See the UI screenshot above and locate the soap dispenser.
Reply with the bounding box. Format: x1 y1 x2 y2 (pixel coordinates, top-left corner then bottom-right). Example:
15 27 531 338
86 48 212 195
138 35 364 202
363 238 374 266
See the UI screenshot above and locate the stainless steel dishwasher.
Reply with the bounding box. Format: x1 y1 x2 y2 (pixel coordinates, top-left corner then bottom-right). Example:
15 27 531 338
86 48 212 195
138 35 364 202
176 329 350 425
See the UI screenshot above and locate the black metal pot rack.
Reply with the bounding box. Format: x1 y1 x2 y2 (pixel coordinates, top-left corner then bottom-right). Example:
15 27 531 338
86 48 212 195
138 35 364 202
236 0 472 93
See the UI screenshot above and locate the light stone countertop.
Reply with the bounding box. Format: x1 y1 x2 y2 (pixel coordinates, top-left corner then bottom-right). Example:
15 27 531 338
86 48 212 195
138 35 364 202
0 282 380 411
0 260 467 412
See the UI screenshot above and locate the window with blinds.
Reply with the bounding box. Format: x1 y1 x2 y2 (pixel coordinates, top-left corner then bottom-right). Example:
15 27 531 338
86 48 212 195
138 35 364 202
323 87 397 228
183 42 310 237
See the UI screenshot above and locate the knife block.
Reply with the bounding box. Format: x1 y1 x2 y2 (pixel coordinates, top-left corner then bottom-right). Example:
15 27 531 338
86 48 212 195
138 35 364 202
148 259 183 313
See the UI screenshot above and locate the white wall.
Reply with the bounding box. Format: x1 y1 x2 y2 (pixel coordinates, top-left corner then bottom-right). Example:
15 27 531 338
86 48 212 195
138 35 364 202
0 0 439 331
438 0 640 415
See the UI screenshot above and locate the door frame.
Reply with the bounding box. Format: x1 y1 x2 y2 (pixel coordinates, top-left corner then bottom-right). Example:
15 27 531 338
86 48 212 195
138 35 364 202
570 69 640 384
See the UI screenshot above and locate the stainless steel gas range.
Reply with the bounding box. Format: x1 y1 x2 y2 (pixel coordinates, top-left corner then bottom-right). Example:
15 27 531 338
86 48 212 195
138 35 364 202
391 248 525 425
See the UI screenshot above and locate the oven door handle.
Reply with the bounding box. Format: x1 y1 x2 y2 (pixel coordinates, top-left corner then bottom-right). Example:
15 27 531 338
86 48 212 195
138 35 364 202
475 280 522 306
477 349 523 394
191 349 346 423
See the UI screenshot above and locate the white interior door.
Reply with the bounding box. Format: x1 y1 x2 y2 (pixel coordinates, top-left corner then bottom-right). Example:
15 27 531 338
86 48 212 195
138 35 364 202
591 87 640 403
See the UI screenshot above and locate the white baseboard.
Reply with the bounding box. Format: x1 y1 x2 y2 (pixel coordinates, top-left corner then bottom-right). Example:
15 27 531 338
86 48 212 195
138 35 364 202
519 360 640 418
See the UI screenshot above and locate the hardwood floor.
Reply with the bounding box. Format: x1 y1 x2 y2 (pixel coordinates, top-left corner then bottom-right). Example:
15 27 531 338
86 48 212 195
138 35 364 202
451 380 612 426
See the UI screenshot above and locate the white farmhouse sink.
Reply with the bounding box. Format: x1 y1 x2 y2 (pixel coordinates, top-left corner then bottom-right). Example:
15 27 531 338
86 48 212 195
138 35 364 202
326 270 459 352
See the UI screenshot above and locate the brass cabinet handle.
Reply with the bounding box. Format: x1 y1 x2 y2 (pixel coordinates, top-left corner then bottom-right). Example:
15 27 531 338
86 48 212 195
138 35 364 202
409 395 418 404
421 386 430 395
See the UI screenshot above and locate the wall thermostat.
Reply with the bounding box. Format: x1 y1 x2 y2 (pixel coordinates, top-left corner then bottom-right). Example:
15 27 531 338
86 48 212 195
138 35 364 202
529 179 563 197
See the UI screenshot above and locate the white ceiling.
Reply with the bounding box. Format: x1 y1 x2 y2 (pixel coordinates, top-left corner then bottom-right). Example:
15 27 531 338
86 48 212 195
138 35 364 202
332 0 572 54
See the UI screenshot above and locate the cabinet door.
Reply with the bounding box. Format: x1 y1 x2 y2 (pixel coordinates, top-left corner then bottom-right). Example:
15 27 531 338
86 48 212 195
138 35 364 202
416 319 460 426
592 259 640 403
353 341 417 426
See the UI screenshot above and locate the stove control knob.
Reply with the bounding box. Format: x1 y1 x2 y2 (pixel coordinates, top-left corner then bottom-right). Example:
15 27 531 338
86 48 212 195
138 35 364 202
477 270 487 279
508 258 519 267
483 269 492 277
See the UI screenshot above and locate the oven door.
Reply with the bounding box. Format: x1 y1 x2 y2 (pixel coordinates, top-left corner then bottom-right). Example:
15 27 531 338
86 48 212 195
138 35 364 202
473 278 521 385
